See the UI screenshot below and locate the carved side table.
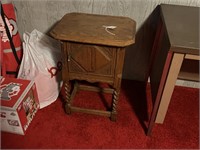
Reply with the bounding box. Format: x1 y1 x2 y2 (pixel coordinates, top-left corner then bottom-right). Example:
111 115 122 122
50 13 136 121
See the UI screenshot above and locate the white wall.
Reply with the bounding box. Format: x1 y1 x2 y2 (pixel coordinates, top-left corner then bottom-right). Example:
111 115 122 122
12 0 200 34
8 0 200 80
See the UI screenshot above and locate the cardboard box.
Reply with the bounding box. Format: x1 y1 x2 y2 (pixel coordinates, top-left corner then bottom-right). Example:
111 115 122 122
0 76 39 135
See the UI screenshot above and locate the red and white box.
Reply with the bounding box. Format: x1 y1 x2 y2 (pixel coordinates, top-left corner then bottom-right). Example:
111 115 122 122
0 76 40 135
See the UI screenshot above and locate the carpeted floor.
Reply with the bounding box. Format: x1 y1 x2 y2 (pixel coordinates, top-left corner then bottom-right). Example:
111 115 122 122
1 80 199 149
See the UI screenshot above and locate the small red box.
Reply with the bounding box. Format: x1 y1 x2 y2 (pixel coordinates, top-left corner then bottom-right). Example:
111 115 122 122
0 76 39 135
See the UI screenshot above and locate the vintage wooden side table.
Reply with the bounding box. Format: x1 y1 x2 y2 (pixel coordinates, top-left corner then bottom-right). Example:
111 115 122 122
50 13 136 121
147 4 199 135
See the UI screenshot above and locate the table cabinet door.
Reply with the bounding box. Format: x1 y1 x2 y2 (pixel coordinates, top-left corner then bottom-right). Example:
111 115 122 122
66 42 116 77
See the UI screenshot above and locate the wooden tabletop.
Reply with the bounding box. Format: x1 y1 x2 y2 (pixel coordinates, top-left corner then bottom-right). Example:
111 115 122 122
160 4 200 55
50 12 136 47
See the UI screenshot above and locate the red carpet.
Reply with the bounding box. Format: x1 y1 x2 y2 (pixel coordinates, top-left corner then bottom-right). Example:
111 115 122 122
1 80 199 149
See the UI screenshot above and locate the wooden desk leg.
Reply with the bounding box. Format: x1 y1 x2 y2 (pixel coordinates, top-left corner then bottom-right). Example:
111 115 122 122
110 48 125 121
111 90 119 121
65 81 72 114
155 53 184 123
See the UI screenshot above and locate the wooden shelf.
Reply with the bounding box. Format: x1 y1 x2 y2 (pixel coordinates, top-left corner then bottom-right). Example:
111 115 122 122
178 59 199 81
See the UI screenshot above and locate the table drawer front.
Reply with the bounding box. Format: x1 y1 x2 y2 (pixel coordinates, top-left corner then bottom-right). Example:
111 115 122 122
66 42 116 77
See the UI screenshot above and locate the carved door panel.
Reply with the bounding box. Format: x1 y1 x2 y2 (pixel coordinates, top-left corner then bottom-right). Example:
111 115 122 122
67 42 116 77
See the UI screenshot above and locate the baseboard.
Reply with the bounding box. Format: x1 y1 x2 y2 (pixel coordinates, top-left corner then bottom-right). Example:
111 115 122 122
175 79 199 89
147 78 199 89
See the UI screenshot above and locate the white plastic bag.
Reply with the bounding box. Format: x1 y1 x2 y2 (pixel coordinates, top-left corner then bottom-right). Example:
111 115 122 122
18 29 62 109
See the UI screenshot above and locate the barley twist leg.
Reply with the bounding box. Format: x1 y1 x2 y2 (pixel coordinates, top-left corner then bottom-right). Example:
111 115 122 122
111 90 119 121
65 81 72 114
